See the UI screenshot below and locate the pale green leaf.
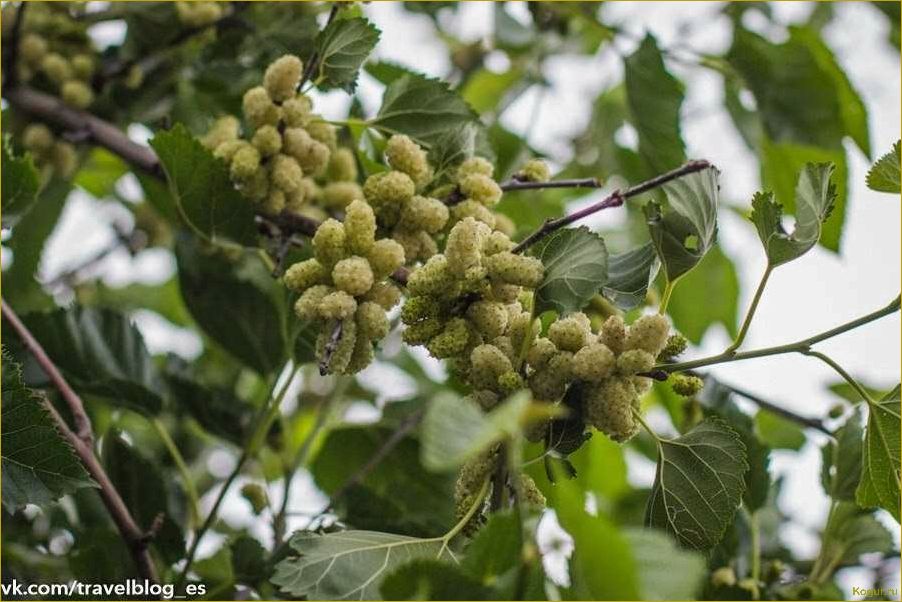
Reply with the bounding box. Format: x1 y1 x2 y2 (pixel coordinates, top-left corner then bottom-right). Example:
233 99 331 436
461 68 526 114
271 530 454 600
645 166 720 282
820 407 863 501
755 411 806 451
624 528 706 600
532 226 608 316
315 17 381 93
665 244 739 344
867 140 900 194
645 418 748 549
751 163 836 267
857 385 900 521
602 243 660 311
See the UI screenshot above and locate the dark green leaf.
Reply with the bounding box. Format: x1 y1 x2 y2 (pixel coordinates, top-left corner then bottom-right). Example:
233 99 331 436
819 502 893 575
820 408 863 501
427 124 478 187
665 244 738 344
532 226 609 316
624 528 706 600
602 243 660 311
857 385 900 521
624 34 687 172
314 17 381 93
755 411 805 451
645 418 748 549
751 163 836 267
867 140 900 194
645 166 719 282
461 511 522 582
175 232 288 374
2 136 40 227
1 354 94 510
166 370 255 445
371 73 479 148
231 535 268 585
381 559 494 600
149 124 257 246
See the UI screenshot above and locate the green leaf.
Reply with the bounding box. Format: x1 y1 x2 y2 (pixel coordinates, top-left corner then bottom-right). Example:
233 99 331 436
461 68 526 114
645 418 748 549
165 370 255 446
819 502 893 574
821 408 863 501
460 511 522 582
624 34 687 172
271 530 455 599
426 124 478 187
175 232 288 374
856 385 900 521
867 140 900 194
314 17 381 93
149 124 257 246
86 278 192 327
380 559 494 600
371 73 479 148
602 243 660 311
755 411 806 451
13 307 164 415
624 528 706 600
231 535 269 586
665 244 739 344
1 354 94 510
645 166 719 282
531 226 609 316
1 136 40 228
751 163 836 268
75 148 128 199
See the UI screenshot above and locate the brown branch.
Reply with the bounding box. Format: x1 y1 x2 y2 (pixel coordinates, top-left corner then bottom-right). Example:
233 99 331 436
511 159 712 253
1 298 159 583
500 176 602 193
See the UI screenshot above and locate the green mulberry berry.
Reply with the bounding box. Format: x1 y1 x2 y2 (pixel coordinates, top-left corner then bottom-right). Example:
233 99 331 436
202 116 240 150
23 124 54 154
321 181 363 209
230 145 261 181
625 314 670 357
468 389 500 411
319 290 358 320
457 157 494 179
283 128 330 176
240 164 270 201
71 54 95 80
454 448 494 535
295 285 333 321
385 134 432 187
466 300 509 340
327 147 358 182
670 373 704 397
616 349 655 376
498 370 525 395
528 366 568 402
306 120 338 151
517 159 551 183
51 142 77 177
572 343 615 382
263 54 302 102
460 173 502 207
450 199 496 229
446 217 488 278
356 302 389 340
312 218 347 268
362 282 401 310
469 344 513 390
175 1 222 26
318 318 357 374
507 311 538 356
283 258 327 292
490 282 521 303
343 199 376 255
332 256 373 296
659 333 688 361
401 295 440 325
213 139 246 163
585 377 640 443
252 125 282 157
398 195 449 233
363 171 415 225
427 318 471 359
599 315 626 355
271 154 304 193
19 33 47 65
494 213 516 237
242 86 280 128
282 95 312 127
518 474 546 507
526 337 557 370
632 376 653 396
344 333 375 374
41 53 72 83
485 252 544 288
392 229 437 263
482 231 514 255
262 189 285 214
402 317 444 345
710 567 737 589
407 255 452 297
548 317 589 352
366 239 405 280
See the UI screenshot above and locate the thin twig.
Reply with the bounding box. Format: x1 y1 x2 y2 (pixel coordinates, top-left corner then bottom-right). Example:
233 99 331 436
511 160 711 253
318 321 344 375
1 298 158 583
298 3 340 90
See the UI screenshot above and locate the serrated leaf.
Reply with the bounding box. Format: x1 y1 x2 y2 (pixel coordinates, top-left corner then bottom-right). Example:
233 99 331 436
314 17 381 93
371 73 478 148
602 243 661 311
1 354 94 510
867 140 900 194
624 34 687 172
11 307 165 415
532 226 608 316
380 559 494 600
149 124 257 246
624 528 706 600
856 385 900 522
820 408 863 501
645 166 720 282
426 124 478 187
751 163 836 267
645 418 748 549
2 136 40 228
271 530 455 600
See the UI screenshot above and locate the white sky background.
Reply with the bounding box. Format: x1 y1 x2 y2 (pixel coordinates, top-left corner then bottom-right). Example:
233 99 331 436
19 2 901 596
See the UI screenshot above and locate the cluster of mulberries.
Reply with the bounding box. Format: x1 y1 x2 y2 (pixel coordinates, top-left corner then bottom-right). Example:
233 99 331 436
10 3 95 109
402 218 544 398
175 1 223 27
202 54 341 218
525 313 671 443
21 123 77 177
446 158 516 235
283 200 404 374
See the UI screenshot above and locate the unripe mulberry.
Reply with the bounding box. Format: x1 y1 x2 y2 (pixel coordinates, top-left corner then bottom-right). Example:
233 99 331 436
482 231 514 256
528 365 568 402
271 154 304 193
175 1 222 26
23 124 54 154
617 349 655 376
20 34 47 65
345 333 375 374
295 285 332 321
466 301 508 340
385 134 432 187
490 282 521 303
710 567 737 589
625 314 670 356
263 189 287 215
363 171 415 224
252 125 282 157
460 173 502 207
356 302 389 340
427 318 471 358
450 199 496 229
600 315 626 354
283 258 327 292
585 377 640 442
306 120 338 151
230 145 261 181
398 195 449 233
572 343 615 382
327 147 357 182
125 65 145 89
71 54 94 80
263 54 303 102
242 86 280 128
319 290 358 320
321 181 363 209
41 53 72 83
203 116 241 150
401 296 440 325
407 255 452 297
392 229 437 263
497 370 525 395
446 217 487 277
313 218 347 268
632 376 653 396
518 474 546 507
402 318 444 345
485 252 544 288
507 311 538 355
454 448 494 535
469 344 513 390
51 142 77 177
332 256 373 296
366 239 405 280
343 199 376 255
213 139 246 163
458 157 494 179
659 333 688 361
468 389 500 411
670 373 704 397
548 317 589 352
282 95 312 127
518 159 551 183
526 337 557 370
240 164 270 201
362 282 402 310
